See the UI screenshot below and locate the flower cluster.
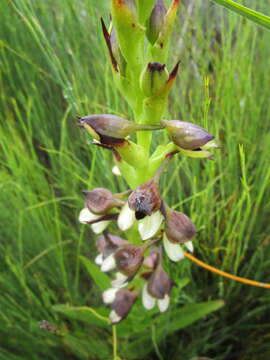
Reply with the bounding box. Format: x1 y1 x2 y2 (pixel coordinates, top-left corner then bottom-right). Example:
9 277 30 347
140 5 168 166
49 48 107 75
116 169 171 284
78 160 200 323
77 0 219 323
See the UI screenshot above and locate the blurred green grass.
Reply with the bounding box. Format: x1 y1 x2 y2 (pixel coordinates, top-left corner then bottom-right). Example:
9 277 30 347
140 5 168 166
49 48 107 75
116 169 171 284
1 0 270 359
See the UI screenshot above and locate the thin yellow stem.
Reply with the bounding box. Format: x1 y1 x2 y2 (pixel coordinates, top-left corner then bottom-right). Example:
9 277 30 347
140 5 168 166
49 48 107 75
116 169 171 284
184 252 270 289
112 325 118 360
66 306 110 323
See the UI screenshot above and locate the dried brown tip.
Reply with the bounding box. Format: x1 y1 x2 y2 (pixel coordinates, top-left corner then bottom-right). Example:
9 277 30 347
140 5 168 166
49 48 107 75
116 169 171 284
101 18 118 72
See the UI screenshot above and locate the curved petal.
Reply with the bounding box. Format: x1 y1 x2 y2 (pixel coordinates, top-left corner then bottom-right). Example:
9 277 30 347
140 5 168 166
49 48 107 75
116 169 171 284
91 220 110 234
163 233 184 262
95 253 103 265
158 294 170 313
142 283 156 310
79 207 99 224
101 254 116 272
111 272 129 288
117 202 136 231
102 288 118 304
184 240 194 253
138 211 163 241
109 310 122 324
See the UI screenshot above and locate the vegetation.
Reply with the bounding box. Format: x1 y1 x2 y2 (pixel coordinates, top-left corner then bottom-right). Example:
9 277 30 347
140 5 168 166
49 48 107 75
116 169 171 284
1 0 270 359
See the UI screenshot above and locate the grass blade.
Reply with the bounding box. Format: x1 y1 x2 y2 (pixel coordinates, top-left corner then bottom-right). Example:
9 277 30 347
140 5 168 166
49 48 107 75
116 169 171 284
211 0 270 30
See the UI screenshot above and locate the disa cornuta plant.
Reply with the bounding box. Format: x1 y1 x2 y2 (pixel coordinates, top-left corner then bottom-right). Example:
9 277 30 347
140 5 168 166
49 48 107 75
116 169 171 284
77 0 219 324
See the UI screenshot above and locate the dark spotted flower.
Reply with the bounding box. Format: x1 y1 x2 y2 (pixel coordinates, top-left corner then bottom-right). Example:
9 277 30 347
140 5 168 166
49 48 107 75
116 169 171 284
142 250 174 312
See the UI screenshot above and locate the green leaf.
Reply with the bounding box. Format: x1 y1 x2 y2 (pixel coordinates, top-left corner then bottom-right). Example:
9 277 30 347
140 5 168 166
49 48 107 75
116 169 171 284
63 334 111 359
211 0 270 30
123 300 224 357
52 304 109 327
157 300 224 336
80 255 110 291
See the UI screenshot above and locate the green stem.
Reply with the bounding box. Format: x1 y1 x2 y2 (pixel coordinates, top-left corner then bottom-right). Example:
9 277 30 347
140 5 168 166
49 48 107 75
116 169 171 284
112 325 118 360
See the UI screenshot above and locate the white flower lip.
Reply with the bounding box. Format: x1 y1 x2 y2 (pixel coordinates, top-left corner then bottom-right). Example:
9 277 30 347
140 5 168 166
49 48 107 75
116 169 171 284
91 220 110 234
142 284 170 313
109 310 122 324
138 211 163 240
142 283 156 310
184 240 194 253
157 294 170 312
112 165 122 176
111 272 129 288
78 207 110 234
201 139 220 150
102 288 118 304
78 207 98 224
101 254 116 272
95 253 103 265
163 233 184 262
117 202 136 231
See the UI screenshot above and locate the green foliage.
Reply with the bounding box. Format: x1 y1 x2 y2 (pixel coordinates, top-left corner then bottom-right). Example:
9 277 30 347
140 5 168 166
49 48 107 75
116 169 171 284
212 0 270 30
1 0 270 359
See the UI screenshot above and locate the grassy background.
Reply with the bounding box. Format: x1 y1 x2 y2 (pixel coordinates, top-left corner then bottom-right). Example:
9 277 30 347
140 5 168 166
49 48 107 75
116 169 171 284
1 0 270 359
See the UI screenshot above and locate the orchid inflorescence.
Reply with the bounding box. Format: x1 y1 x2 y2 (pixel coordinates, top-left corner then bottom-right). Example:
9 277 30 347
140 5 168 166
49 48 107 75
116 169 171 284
77 0 219 324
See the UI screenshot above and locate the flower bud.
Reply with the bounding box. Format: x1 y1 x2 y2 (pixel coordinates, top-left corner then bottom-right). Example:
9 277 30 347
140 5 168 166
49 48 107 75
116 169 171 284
128 180 162 220
161 119 218 158
150 0 181 63
140 62 169 97
164 207 196 244
148 263 173 300
77 114 164 146
114 245 144 277
109 289 137 324
82 188 123 215
146 0 167 44
161 120 214 150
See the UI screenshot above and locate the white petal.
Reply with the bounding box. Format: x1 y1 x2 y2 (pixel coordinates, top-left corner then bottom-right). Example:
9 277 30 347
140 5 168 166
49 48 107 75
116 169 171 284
109 310 122 324
184 240 194 253
142 283 156 310
158 294 170 313
79 208 109 233
102 288 118 304
112 165 121 176
101 254 116 272
201 139 220 149
111 272 129 288
91 220 110 234
95 253 103 265
117 202 136 231
79 207 99 224
163 233 184 262
138 211 163 241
